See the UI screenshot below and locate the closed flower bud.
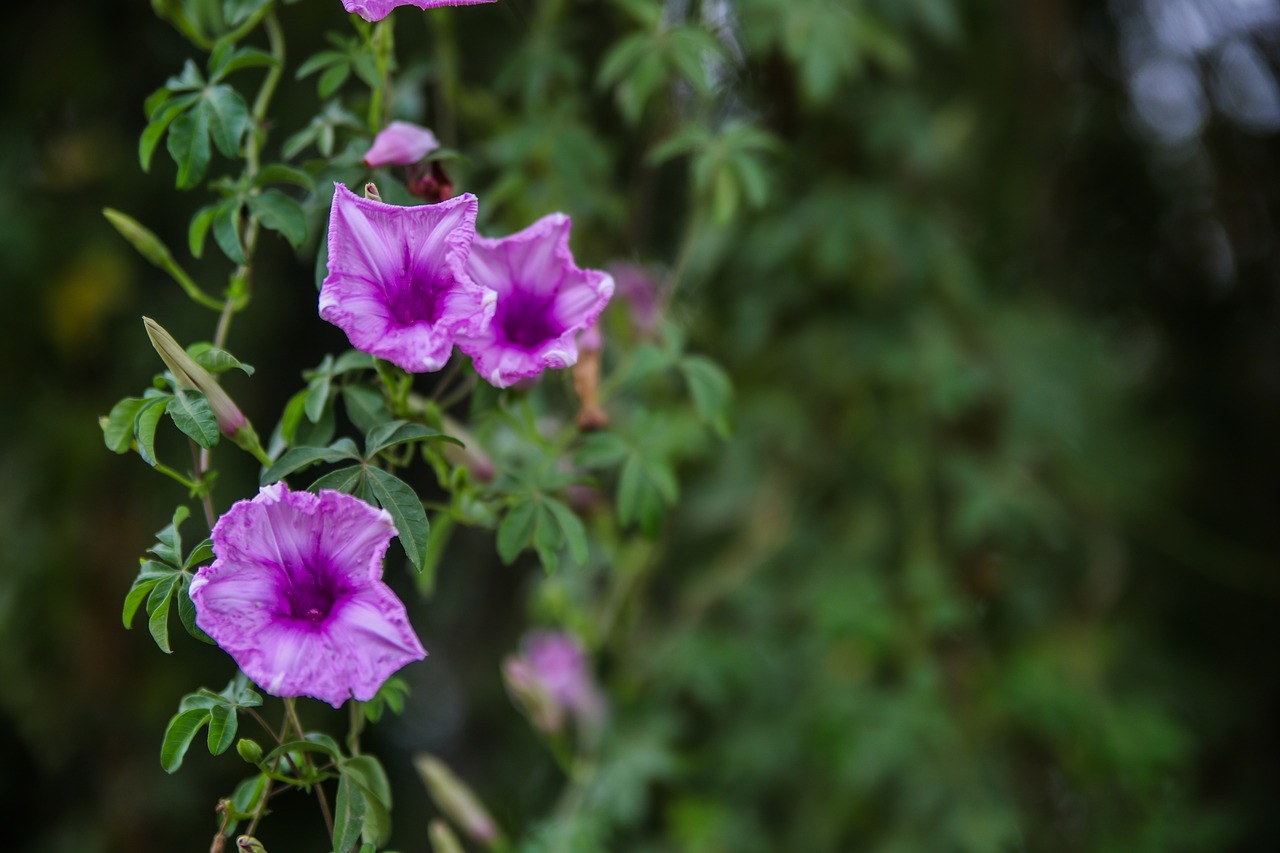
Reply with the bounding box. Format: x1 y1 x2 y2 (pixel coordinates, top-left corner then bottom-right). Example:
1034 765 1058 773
429 820 467 853
236 738 263 764
414 754 500 846
142 317 270 464
363 121 440 169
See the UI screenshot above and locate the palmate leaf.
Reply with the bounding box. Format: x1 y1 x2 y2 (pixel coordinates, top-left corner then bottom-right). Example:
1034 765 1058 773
260 439 361 485
161 708 212 773
248 189 307 248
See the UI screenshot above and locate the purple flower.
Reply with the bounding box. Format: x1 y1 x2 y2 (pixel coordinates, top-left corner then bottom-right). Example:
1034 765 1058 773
189 483 426 708
456 214 613 388
342 0 496 23
364 121 441 169
502 631 605 734
608 262 665 338
320 183 494 373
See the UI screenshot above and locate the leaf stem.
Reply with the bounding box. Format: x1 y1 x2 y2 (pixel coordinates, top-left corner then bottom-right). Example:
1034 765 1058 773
283 698 335 841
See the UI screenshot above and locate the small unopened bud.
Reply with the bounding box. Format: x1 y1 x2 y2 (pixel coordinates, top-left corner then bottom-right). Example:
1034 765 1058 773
428 820 467 853
235 837 267 853
236 738 263 764
414 754 500 846
142 317 271 464
502 656 564 734
103 208 173 268
572 324 608 430
364 120 440 169
364 182 382 202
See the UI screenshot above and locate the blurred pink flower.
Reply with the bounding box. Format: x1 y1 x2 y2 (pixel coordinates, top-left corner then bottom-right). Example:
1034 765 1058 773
189 483 426 708
503 631 605 734
364 121 440 169
343 0 496 23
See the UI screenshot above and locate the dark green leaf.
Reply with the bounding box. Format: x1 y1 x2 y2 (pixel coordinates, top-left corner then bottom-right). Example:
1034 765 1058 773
364 420 457 458
576 431 630 469
167 388 220 448
140 94 198 172
318 63 350 99
343 754 392 808
342 385 391 435
332 350 378 374
184 538 215 570
207 704 238 755
152 506 190 566
366 468 430 572
333 772 367 853
545 498 588 565
188 204 218 258
178 580 215 644
212 200 247 264
189 344 254 375
680 355 732 436
295 50 347 79
204 85 250 158
103 397 146 453
260 440 361 485
254 163 316 193
248 189 307 247
167 104 211 188
123 573 163 629
213 45 278 79
147 574 177 653
533 502 564 574
310 465 367 495
497 499 537 565
262 738 341 766
305 371 331 423
161 708 211 773
135 396 169 467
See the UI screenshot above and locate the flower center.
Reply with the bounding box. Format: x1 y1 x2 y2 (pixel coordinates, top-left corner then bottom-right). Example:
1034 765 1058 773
496 288 563 350
387 247 448 325
285 568 339 625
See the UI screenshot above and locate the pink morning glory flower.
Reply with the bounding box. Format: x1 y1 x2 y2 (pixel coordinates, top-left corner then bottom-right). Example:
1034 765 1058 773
456 214 613 388
342 0 496 23
189 483 426 708
502 631 605 734
320 183 495 373
364 121 441 169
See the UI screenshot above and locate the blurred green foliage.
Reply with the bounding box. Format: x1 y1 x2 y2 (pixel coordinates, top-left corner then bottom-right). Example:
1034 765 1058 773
2 0 1279 851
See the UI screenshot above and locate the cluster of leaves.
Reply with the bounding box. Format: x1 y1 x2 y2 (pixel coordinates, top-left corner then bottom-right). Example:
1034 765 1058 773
121 506 214 654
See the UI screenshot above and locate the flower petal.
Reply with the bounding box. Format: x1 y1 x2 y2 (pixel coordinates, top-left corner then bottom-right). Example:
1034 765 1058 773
342 0 497 24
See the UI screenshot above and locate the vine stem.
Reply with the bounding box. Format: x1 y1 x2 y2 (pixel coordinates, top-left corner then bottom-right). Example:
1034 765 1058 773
284 698 335 841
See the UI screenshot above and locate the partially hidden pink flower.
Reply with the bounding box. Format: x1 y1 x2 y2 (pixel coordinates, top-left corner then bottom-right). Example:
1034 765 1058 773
320 183 494 373
456 214 613 388
364 121 441 169
342 0 496 23
189 483 426 708
502 631 605 734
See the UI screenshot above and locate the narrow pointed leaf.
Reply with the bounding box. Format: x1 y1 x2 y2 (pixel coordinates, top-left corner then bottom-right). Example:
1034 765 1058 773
161 708 211 773
366 468 430 572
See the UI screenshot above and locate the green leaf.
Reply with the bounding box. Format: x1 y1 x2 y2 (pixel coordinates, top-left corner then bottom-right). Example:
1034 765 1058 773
305 367 332 423
680 355 732 436
248 189 307 248
167 388 220 448
310 465 367 495
333 773 367 853
167 104 212 188
342 754 392 808
161 708 212 773
254 163 316 193
366 468 430 572
178 580 215 644
533 503 564 575
545 498 588 565
260 440 361 485
213 46 279 79
497 499 537 565
189 344 254 375
333 350 377 373
103 397 146 453
318 63 351 99
342 385 391 435
576 431 630 469
184 538 215 570
147 574 178 653
188 204 219 258
295 50 347 79
364 420 457 458
140 94 198 172
204 84 250 158
152 506 190 567
135 396 169 467
122 564 170 628
207 704 238 755
261 738 341 767
212 200 247 264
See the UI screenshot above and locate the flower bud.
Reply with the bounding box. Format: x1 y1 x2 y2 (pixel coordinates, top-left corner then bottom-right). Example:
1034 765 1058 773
441 415 496 482
364 121 440 169
429 820 467 853
414 754 500 846
363 182 382 202
142 317 271 464
236 738 263 764
103 208 174 268
572 323 608 430
502 656 564 734
235 837 268 853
